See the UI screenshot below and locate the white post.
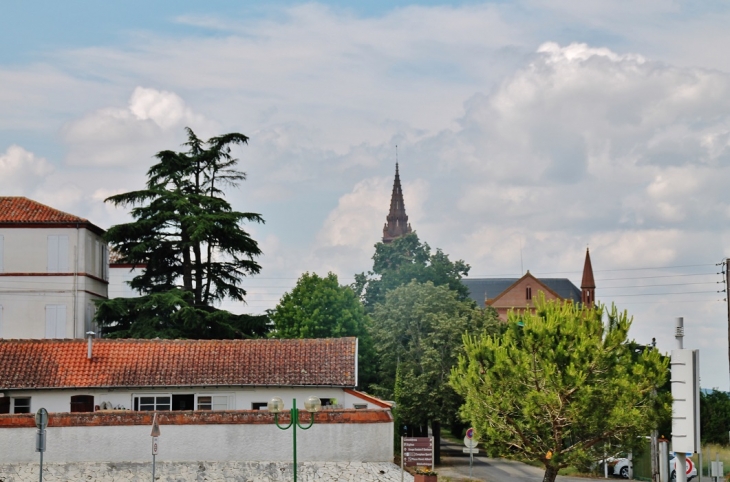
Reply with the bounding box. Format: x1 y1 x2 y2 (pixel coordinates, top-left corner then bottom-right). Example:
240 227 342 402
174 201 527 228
604 445 609 479
677 453 688 482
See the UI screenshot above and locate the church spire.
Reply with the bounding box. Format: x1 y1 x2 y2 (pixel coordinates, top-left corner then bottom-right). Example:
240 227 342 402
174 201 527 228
581 248 596 307
382 160 412 243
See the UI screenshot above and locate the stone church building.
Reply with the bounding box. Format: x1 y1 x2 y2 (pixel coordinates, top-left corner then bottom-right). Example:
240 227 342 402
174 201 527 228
380 164 596 319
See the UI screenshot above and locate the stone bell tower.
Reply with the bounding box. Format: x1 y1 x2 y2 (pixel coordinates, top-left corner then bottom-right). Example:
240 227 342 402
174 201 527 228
382 163 412 243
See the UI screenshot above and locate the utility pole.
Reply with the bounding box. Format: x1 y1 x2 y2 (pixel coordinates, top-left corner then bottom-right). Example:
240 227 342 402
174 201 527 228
725 258 730 390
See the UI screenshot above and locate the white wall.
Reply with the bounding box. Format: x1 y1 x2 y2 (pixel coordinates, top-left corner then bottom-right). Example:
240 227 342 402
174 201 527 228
0 421 394 464
108 265 143 299
0 226 108 339
4 387 384 414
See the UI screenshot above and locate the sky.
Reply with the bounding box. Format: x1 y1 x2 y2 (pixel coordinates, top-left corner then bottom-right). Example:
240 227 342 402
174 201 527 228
3 0 730 389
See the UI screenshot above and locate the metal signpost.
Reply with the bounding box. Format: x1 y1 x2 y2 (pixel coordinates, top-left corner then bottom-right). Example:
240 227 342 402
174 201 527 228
150 413 161 481
35 408 48 482
401 436 434 481
463 428 479 478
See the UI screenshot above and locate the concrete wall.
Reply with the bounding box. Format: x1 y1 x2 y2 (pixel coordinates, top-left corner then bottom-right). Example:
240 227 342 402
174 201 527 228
0 410 394 465
3 386 384 414
0 226 108 339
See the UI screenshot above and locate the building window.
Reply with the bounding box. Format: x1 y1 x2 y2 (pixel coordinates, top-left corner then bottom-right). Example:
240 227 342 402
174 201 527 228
70 395 95 413
0 397 9 414
526 287 532 300
45 305 67 339
47 235 69 272
134 395 171 411
252 402 268 411
13 397 31 414
319 398 335 407
353 403 368 409
197 395 230 411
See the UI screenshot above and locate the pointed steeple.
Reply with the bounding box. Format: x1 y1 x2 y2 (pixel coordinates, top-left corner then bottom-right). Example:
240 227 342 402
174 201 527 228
581 248 596 307
382 162 412 243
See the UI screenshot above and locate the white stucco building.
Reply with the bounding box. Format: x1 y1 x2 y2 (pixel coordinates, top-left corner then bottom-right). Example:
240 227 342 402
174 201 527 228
0 337 387 415
0 197 109 339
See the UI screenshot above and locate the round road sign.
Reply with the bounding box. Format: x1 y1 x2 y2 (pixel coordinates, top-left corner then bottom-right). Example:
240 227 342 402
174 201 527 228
464 436 479 449
686 458 694 475
466 428 475 439
35 408 48 430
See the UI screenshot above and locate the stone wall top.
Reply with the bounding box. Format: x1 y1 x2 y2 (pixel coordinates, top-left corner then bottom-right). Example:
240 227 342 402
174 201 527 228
0 408 393 428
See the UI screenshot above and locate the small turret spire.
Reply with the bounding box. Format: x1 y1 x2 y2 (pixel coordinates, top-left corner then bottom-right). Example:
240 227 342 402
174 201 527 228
382 149 412 243
581 247 596 307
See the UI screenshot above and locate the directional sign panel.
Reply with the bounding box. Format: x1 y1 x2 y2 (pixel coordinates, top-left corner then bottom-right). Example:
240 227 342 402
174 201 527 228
403 437 433 467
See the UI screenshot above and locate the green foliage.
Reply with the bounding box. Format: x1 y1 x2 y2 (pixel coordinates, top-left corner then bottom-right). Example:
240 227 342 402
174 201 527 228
371 281 501 428
450 295 670 482
96 288 269 339
270 272 368 338
354 233 471 311
96 127 265 338
269 272 376 388
701 389 730 445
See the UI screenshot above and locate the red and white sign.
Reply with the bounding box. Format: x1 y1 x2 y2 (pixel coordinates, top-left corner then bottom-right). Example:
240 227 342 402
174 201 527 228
685 458 694 475
466 428 475 439
152 437 159 455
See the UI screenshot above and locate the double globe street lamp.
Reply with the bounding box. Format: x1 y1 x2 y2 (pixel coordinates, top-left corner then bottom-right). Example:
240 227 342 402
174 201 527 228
268 396 322 482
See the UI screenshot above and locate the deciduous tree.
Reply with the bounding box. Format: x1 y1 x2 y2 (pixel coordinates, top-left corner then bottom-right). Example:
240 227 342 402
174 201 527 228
269 272 376 388
371 281 500 429
354 233 471 310
450 295 670 482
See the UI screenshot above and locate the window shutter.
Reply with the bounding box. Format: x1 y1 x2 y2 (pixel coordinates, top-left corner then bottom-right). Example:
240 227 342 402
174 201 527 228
56 305 66 338
45 305 57 338
47 236 58 272
58 236 69 272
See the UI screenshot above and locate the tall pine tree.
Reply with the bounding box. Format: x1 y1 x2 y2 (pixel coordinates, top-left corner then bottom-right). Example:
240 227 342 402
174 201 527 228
95 127 268 339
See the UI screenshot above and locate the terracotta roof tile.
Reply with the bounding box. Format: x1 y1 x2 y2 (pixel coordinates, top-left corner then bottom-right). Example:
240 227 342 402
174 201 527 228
0 197 92 224
0 338 357 389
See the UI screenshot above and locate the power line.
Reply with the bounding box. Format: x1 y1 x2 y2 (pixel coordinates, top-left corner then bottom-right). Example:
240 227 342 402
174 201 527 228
604 290 723 298
597 281 722 290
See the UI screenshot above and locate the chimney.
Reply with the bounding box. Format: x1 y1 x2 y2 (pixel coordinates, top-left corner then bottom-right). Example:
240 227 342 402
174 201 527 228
86 331 95 360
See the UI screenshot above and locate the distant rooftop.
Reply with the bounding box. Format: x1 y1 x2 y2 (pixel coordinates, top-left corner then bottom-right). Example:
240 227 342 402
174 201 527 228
461 277 581 306
0 197 102 233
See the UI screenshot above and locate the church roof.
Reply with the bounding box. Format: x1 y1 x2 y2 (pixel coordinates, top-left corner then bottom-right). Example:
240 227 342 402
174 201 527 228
581 248 596 289
461 277 581 306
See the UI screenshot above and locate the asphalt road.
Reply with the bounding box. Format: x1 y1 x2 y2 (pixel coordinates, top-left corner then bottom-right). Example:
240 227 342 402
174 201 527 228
438 439 600 482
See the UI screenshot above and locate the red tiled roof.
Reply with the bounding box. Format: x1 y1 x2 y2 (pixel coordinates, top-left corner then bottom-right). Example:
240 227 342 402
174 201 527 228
0 338 357 389
0 197 90 224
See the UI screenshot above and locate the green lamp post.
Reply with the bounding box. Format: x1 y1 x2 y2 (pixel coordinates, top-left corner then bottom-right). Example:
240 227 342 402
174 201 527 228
268 396 322 482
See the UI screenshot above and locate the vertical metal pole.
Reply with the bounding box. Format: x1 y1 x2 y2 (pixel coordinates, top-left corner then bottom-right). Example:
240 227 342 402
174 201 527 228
726 259 730 390
400 437 404 482
293 399 297 482
604 445 608 478
39 449 43 482
699 451 703 482
470 446 473 478
152 454 155 481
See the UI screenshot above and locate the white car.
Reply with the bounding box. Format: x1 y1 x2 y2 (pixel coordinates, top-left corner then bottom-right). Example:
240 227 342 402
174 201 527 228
607 454 696 480
669 453 697 481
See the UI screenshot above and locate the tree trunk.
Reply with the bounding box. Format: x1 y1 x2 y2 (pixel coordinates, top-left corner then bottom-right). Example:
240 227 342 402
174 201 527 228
542 465 559 482
432 420 441 465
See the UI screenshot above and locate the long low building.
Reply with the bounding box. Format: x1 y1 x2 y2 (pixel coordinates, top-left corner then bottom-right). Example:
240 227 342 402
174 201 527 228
0 337 397 479
0 337 387 414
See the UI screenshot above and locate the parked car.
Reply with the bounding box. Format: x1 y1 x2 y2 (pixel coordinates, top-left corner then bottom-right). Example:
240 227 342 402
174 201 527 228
605 454 696 480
